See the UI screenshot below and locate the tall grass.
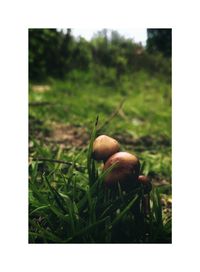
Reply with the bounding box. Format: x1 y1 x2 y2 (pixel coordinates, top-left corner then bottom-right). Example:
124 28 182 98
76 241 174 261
29 119 171 243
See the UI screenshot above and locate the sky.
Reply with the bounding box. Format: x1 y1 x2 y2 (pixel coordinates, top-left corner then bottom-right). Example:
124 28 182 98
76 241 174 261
71 28 147 45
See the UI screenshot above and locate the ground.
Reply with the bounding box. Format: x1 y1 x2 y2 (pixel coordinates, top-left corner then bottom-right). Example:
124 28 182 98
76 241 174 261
29 70 172 243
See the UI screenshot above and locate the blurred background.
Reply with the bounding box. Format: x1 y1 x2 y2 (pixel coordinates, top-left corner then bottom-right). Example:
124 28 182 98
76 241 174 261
29 28 171 82
29 27 171 194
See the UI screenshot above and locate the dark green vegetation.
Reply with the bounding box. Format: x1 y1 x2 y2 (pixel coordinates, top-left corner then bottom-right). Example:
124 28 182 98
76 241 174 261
147 29 172 58
29 29 171 82
29 29 172 243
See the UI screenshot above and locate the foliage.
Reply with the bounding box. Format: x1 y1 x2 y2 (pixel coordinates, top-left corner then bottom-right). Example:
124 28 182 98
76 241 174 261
29 28 171 82
29 29 74 80
147 29 172 58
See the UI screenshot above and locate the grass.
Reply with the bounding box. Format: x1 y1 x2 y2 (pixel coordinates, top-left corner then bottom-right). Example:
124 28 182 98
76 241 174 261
29 69 172 243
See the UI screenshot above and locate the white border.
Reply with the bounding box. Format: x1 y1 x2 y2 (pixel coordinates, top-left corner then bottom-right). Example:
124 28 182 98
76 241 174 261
1 1 200 271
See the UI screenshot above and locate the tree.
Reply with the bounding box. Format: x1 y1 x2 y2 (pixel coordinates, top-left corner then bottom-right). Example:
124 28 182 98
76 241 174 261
146 29 172 58
29 28 74 81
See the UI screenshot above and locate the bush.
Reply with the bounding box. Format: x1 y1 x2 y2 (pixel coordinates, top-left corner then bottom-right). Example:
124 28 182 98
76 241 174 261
29 29 171 82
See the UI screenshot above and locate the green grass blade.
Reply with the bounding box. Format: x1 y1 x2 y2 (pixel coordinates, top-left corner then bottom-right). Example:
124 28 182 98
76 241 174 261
30 205 51 215
111 194 139 228
65 216 109 243
43 174 67 213
151 188 163 228
87 116 98 186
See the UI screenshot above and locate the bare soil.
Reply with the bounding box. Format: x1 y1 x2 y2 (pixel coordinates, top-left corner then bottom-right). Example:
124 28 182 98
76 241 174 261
46 123 89 148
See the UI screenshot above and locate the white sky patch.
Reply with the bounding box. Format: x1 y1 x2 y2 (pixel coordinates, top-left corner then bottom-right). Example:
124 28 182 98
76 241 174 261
66 28 147 46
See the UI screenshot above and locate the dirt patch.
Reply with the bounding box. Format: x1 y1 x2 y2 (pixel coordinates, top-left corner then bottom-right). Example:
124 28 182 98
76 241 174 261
32 85 51 93
29 117 89 148
46 123 89 148
29 117 170 151
152 178 170 186
115 134 171 150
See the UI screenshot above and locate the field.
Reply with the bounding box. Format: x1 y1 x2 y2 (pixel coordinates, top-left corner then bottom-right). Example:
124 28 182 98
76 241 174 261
29 69 172 243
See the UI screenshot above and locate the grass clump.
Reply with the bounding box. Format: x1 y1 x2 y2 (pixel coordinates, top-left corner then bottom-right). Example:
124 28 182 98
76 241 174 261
29 119 171 243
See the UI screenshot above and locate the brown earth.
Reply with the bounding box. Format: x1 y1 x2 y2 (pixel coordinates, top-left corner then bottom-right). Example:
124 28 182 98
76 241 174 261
46 123 89 148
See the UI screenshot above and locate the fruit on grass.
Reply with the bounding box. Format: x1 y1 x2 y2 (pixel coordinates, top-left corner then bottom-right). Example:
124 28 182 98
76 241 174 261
103 151 140 189
92 135 120 161
138 175 152 193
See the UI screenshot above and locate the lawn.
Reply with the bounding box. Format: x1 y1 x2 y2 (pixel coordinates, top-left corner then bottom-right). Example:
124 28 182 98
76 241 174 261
29 70 172 243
